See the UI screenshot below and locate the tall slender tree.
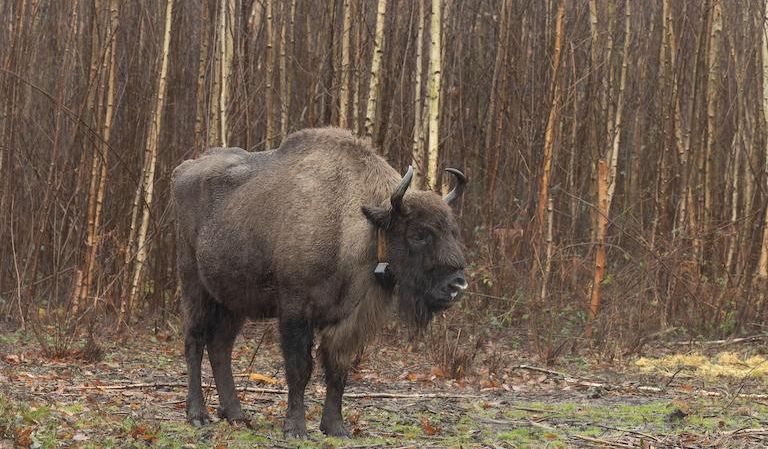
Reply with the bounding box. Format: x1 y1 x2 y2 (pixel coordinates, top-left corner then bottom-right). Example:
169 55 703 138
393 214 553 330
757 0 768 280
425 0 442 190
265 0 275 148
364 0 388 140
338 0 352 129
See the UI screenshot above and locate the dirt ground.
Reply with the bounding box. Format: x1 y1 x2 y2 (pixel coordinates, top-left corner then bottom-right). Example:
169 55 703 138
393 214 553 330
1 321 767 448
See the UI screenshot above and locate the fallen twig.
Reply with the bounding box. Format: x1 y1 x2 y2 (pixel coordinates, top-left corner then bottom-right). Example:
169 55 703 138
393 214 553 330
593 423 660 442
512 364 768 400
571 434 637 449
724 427 768 436
67 382 188 390
667 334 768 346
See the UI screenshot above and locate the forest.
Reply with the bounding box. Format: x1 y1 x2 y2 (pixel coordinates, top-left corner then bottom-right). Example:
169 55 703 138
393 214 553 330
2 0 768 447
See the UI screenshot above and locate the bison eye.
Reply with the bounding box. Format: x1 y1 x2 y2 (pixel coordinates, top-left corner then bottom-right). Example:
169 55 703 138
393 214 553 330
408 227 433 247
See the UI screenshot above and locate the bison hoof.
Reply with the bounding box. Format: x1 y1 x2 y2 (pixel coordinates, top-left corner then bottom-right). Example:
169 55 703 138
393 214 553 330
217 407 249 426
320 420 350 438
283 420 308 439
187 413 210 427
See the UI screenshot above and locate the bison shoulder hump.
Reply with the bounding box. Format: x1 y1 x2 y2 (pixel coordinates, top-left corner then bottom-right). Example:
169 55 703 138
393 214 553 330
277 127 373 157
172 147 252 202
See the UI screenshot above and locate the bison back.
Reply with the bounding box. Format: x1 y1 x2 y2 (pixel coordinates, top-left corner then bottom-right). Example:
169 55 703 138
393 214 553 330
173 128 398 320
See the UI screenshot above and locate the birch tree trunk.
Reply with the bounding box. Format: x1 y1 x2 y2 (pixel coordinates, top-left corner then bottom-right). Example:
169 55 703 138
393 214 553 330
605 0 631 214
425 0 442 190
756 0 768 279
280 0 296 140
411 0 426 188
219 0 234 147
653 0 672 247
702 0 722 259
208 1 222 147
265 0 275 148
586 0 629 332
364 0 388 139
122 0 174 326
535 0 564 233
338 0 352 129
588 160 609 338
352 1 362 134
725 28 746 276
193 0 210 155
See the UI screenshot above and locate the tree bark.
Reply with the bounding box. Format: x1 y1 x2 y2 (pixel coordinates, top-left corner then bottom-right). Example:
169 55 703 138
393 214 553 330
702 0 722 261
219 0 234 147
757 0 768 279
265 0 275 148
588 160 609 338
605 0 631 214
425 0 442 190
535 0 564 234
193 0 210 155
280 0 296 140
364 0 388 140
338 0 352 129
410 0 426 188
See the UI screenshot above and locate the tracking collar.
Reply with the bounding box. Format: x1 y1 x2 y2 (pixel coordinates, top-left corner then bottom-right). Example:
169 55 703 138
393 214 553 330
374 227 396 290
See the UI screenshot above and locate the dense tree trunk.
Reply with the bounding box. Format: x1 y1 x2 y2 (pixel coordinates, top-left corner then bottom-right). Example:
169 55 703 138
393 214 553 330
193 0 210 155
425 0 442 190
265 0 275 149
338 0 352 129
365 0 388 140
757 0 768 280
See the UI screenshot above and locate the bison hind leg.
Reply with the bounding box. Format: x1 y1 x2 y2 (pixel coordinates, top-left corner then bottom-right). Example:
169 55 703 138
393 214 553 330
182 280 219 426
208 306 247 424
184 310 212 426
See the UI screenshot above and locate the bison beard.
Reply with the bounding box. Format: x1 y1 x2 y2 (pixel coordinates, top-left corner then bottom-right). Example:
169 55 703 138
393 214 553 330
172 128 467 438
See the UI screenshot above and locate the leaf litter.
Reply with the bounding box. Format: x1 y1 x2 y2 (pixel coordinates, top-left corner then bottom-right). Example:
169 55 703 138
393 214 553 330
0 321 766 448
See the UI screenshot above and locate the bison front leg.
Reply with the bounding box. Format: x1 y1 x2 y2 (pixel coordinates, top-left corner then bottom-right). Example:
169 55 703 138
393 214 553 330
279 318 314 438
319 344 350 437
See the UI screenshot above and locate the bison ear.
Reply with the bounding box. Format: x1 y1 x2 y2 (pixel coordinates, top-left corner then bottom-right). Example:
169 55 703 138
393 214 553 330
362 205 392 230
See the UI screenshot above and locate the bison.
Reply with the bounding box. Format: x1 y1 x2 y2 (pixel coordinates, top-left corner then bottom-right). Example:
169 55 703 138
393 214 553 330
172 128 468 438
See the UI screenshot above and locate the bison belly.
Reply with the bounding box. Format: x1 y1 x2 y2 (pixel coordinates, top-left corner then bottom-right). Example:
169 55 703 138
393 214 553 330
195 225 279 320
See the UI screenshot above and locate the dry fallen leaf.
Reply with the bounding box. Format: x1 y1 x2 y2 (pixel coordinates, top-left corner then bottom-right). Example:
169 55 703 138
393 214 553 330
15 427 33 447
249 373 279 385
420 417 440 436
430 366 445 378
2 354 21 365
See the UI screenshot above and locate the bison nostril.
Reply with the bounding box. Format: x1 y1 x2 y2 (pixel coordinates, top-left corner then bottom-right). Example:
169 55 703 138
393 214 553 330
448 275 468 292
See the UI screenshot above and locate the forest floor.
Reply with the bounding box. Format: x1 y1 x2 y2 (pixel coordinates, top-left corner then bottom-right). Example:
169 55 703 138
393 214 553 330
1 320 767 449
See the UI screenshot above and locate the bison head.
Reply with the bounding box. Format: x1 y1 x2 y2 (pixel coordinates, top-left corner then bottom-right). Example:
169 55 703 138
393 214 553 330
363 166 468 328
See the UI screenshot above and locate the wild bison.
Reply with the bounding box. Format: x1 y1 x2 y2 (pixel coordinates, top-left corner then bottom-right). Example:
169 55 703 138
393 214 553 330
172 128 468 438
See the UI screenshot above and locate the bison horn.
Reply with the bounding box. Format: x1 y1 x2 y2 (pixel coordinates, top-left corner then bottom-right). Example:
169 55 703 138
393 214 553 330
443 168 467 204
390 165 414 213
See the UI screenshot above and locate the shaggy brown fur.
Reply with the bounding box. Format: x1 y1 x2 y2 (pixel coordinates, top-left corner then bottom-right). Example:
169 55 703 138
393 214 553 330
172 127 467 438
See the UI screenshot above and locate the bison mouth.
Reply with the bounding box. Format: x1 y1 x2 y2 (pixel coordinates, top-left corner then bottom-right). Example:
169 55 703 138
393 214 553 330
426 275 468 308
398 270 468 328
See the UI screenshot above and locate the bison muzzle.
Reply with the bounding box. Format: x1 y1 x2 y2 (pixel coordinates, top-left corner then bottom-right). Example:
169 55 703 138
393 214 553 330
172 128 468 438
